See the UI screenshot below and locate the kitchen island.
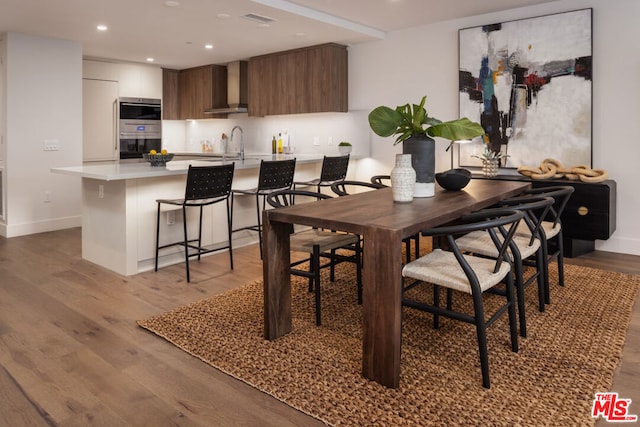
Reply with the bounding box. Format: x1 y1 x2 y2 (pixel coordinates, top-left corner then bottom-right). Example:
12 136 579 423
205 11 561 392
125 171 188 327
51 155 324 276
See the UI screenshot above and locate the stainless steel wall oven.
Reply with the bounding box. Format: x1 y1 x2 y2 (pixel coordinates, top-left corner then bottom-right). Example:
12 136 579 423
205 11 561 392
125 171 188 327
119 97 161 159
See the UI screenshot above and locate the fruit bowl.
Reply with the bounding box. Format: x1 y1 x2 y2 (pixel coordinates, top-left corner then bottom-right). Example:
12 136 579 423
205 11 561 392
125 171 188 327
143 153 174 166
435 168 471 191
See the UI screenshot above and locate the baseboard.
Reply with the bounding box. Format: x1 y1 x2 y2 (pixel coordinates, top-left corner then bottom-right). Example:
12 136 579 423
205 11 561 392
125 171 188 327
596 236 640 257
4 216 82 238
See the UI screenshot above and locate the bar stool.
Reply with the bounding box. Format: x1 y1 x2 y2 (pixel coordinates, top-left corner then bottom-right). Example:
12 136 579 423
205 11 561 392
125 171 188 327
232 158 296 258
155 163 235 283
293 155 349 193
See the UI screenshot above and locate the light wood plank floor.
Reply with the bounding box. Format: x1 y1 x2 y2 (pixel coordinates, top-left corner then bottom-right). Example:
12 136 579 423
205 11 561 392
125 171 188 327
0 228 638 426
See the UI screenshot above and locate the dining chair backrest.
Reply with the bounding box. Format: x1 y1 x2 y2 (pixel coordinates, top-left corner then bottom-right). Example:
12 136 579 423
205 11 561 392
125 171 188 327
266 189 332 209
421 208 525 278
319 155 350 183
370 175 391 187
257 158 297 191
184 163 235 201
524 186 575 230
330 180 385 197
492 195 555 246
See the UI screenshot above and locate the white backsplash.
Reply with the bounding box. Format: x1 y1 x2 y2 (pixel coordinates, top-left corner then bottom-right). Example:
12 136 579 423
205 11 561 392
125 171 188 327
161 110 372 157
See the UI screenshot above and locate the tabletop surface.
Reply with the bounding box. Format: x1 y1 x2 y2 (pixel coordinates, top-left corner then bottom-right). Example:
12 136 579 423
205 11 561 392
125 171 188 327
267 179 531 239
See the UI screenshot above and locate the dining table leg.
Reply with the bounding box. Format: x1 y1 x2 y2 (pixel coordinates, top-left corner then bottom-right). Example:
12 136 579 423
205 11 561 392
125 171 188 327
361 228 403 388
262 211 292 340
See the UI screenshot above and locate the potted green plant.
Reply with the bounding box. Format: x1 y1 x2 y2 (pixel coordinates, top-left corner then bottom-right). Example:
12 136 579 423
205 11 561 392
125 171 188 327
338 141 352 155
368 95 485 197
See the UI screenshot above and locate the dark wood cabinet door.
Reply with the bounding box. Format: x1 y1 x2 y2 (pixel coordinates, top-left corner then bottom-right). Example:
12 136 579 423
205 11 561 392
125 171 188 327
162 69 180 120
248 43 347 116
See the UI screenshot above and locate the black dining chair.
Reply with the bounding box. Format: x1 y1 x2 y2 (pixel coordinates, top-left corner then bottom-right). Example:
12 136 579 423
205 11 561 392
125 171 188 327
232 158 296 258
402 208 524 389
519 186 574 304
266 189 362 326
455 196 554 337
155 163 235 283
294 155 350 193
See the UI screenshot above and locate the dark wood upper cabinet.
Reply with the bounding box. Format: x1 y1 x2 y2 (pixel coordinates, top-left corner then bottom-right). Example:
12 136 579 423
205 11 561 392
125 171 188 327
162 68 180 120
248 43 348 117
162 64 227 120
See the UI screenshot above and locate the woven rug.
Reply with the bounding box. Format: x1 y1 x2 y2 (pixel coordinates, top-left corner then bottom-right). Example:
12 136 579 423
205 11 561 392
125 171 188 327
138 263 640 426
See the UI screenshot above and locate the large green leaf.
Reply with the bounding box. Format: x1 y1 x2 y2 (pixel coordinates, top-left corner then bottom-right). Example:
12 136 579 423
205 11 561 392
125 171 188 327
368 106 402 137
426 117 485 141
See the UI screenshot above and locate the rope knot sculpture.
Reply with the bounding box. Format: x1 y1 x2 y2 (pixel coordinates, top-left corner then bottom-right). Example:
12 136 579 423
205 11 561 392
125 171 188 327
517 158 608 182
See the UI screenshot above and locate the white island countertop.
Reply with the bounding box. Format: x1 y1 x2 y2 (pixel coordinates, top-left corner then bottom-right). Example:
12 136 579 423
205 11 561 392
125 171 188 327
51 154 322 181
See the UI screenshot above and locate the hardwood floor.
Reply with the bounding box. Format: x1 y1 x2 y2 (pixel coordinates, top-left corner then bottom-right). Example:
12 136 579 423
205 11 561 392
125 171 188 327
0 228 638 426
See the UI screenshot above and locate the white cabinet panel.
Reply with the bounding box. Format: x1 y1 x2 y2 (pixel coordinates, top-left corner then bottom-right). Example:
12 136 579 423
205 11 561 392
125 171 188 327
118 64 162 99
83 78 119 162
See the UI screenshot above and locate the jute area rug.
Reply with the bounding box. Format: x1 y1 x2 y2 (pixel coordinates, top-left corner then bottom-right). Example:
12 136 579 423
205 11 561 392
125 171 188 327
138 263 640 426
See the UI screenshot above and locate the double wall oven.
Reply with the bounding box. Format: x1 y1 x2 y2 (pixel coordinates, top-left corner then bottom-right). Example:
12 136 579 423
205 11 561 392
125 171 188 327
119 97 162 160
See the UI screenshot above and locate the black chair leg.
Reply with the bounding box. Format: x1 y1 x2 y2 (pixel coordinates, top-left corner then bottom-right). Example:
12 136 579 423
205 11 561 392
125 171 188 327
557 233 565 287
312 245 322 326
433 285 440 329
256 194 263 259
356 241 363 304
472 293 490 389
513 260 527 338
155 203 161 272
182 205 190 283
505 275 519 353
197 205 204 261
226 199 234 270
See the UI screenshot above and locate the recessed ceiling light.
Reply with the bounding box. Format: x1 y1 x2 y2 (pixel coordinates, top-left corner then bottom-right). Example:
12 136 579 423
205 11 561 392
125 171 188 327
164 1 180 7
295 32 306 37
97 25 108 31
205 44 214 49
146 57 155 62
258 23 270 28
217 13 230 19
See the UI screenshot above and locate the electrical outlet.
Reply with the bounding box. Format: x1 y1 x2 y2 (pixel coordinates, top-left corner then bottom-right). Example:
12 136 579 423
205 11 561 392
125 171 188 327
44 191 52 203
313 136 320 146
167 211 176 225
43 139 59 151
327 136 333 146
98 185 104 199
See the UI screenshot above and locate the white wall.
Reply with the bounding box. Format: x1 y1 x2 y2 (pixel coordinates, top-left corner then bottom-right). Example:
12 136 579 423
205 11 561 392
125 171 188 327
2 33 82 237
348 0 640 255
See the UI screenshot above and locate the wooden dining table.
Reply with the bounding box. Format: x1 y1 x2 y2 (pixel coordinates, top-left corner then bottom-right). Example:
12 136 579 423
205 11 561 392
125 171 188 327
262 179 531 388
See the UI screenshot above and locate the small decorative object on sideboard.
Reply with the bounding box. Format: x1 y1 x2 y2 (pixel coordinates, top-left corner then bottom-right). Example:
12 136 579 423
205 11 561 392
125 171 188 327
143 149 174 166
472 145 508 177
338 141 352 155
435 168 471 191
517 158 608 182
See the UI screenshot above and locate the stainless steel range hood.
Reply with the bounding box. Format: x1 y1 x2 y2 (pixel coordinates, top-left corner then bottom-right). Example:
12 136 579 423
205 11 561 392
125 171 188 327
208 61 248 114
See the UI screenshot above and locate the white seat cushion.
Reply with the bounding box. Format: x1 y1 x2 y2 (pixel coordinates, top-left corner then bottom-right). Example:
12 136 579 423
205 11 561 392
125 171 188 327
402 249 511 294
456 230 541 260
516 220 561 239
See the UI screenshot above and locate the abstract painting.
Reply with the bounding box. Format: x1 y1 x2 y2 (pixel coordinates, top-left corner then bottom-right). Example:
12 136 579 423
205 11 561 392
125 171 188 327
458 9 592 169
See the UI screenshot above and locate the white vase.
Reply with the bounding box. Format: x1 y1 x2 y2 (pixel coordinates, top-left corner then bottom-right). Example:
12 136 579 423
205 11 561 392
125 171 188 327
390 154 416 203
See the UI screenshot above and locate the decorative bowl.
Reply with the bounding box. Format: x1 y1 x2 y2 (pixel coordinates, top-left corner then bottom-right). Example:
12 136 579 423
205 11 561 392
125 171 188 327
435 168 471 191
143 153 174 166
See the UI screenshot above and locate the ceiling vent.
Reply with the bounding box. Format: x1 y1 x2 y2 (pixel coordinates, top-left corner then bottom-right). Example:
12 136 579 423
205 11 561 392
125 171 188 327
242 13 277 24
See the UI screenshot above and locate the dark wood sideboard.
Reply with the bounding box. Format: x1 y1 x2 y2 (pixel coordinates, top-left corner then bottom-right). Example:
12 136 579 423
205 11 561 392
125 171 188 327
472 174 616 257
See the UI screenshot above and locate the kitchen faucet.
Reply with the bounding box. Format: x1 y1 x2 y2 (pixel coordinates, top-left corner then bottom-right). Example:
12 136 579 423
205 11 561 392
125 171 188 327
231 125 244 160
